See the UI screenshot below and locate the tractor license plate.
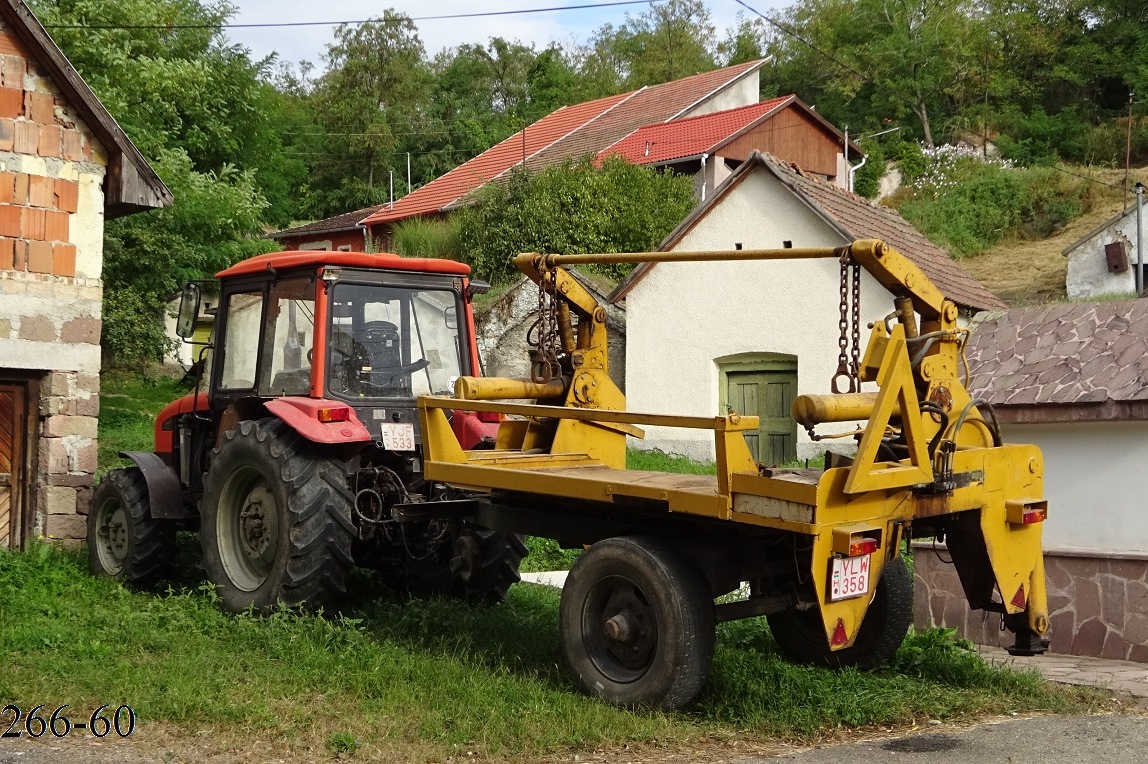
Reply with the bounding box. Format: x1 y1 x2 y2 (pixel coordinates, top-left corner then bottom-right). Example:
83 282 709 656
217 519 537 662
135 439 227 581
830 554 871 601
380 423 415 451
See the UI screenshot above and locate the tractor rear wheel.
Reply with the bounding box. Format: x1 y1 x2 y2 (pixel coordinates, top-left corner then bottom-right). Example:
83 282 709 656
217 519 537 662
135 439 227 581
767 555 912 668
559 536 715 711
87 467 176 588
200 419 355 613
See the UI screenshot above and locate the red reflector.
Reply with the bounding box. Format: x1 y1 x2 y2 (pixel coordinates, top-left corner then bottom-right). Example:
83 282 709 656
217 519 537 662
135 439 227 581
831 618 849 647
317 406 351 423
476 410 502 424
1011 584 1026 609
1022 508 1046 524
848 538 879 557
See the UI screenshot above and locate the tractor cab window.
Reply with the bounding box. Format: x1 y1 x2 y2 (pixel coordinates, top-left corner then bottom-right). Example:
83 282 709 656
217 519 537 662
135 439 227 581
328 283 463 399
219 291 264 390
260 278 316 396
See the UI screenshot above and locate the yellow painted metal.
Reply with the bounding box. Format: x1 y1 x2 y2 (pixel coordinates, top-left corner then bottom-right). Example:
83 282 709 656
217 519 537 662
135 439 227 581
793 392 878 426
418 238 1051 655
455 376 565 400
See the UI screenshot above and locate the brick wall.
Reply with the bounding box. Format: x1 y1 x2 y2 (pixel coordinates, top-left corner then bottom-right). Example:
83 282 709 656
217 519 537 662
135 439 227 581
0 22 108 546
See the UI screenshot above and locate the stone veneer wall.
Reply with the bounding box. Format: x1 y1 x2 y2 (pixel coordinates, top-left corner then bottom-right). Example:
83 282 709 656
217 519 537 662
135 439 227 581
913 542 1148 662
0 22 108 546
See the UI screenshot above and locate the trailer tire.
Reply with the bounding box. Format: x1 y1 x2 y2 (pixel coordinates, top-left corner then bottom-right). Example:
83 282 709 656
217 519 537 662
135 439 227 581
404 525 528 604
200 419 355 614
559 536 715 711
88 467 176 588
767 555 912 668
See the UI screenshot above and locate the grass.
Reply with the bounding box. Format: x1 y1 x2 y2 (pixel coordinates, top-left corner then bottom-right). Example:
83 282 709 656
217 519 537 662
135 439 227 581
63 372 1106 759
0 544 1103 762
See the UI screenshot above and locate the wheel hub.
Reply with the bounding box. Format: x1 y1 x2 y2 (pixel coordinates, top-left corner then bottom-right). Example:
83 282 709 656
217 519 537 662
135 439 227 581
240 495 270 557
584 577 658 683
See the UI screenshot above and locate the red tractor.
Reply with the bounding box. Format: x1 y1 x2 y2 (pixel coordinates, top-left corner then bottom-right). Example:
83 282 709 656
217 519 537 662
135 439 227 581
87 250 526 612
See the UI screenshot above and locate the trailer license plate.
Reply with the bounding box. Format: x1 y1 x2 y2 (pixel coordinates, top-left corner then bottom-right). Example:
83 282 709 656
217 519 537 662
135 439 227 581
830 554 871 601
381 423 415 451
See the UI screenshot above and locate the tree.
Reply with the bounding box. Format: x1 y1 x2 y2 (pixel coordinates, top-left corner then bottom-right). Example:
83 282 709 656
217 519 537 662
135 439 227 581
577 0 718 95
457 156 697 282
306 13 432 217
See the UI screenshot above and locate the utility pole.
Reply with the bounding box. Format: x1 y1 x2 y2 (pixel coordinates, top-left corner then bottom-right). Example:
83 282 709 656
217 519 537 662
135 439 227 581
1137 182 1144 297
1125 91 1134 211
406 152 411 195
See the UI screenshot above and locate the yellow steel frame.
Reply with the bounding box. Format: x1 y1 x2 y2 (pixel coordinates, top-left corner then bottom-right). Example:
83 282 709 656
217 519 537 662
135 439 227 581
418 239 1050 651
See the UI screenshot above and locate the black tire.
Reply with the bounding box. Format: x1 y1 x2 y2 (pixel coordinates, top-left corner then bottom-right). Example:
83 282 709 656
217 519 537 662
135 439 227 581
767 555 912 668
404 525 528 604
559 536 715 711
200 419 355 613
87 467 176 588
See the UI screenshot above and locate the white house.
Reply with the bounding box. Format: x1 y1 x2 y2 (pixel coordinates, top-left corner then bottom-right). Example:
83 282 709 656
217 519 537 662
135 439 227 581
608 152 1004 466
915 299 1148 662
1064 200 1148 299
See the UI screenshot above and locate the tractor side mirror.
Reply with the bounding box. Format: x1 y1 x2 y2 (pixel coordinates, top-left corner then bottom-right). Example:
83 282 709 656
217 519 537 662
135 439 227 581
176 283 202 338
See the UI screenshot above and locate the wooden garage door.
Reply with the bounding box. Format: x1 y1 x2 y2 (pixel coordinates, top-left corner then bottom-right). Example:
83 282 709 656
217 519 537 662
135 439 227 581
0 383 26 550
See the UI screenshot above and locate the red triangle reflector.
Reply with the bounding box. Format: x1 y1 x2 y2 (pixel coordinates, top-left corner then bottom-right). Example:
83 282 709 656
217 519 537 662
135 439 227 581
831 618 849 646
1011 584 1026 609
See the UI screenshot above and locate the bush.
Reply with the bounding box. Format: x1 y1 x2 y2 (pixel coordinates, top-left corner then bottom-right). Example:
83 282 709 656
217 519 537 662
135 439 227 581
851 139 885 199
391 216 462 260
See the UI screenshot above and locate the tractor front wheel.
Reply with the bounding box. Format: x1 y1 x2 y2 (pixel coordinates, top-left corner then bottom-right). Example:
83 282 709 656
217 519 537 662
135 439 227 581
559 536 715 711
200 419 355 613
87 467 176 588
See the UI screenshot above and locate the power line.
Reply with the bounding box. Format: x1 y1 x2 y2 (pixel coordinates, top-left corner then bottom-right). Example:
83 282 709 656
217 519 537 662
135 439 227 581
44 1 654 30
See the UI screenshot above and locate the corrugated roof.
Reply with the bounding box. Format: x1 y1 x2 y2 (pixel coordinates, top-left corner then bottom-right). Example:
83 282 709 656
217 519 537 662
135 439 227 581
599 96 792 165
360 91 633 226
609 152 1006 313
967 300 1148 405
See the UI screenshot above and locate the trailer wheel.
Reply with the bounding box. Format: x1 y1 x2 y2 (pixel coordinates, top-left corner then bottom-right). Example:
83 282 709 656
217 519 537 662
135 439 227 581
767 556 912 668
200 419 355 614
559 536 715 710
88 467 176 588
404 525 528 604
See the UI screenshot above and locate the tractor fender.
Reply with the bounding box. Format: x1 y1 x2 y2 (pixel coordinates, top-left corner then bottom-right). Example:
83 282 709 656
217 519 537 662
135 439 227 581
264 397 373 445
118 451 186 519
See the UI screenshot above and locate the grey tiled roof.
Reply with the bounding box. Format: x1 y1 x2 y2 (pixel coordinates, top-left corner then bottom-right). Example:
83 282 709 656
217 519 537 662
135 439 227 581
967 299 1148 405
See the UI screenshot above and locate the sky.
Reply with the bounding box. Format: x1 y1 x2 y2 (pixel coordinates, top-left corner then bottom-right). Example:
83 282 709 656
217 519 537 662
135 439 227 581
225 0 786 68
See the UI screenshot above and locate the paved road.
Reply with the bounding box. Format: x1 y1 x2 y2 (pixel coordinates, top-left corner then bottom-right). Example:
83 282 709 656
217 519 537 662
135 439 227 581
736 714 1148 764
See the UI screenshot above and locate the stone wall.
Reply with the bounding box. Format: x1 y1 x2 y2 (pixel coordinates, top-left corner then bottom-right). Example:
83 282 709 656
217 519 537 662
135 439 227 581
913 542 1148 662
0 22 108 546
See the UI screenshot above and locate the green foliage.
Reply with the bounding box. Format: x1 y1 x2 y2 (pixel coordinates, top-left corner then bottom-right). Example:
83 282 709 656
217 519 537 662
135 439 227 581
520 537 582 572
626 448 717 475
851 139 886 198
97 370 187 475
101 150 273 362
891 149 1092 256
457 156 696 282
391 217 462 260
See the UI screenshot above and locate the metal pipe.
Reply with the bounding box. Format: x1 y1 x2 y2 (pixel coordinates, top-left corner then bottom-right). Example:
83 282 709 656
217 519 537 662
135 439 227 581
701 153 708 202
1138 182 1144 296
454 376 566 401
792 392 878 426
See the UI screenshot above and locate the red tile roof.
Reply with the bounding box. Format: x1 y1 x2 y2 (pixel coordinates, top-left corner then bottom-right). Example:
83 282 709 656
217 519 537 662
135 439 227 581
515 60 767 178
361 91 631 226
599 96 793 165
610 152 1006 313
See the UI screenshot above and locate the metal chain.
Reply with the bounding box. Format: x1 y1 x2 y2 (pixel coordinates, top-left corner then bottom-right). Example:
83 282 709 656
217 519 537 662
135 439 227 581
529 267 562 383
850 258 861 380
831 252 855 393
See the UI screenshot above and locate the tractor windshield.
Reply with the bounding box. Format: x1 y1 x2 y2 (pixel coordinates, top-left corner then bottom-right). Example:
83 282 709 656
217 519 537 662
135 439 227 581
328 283 463 400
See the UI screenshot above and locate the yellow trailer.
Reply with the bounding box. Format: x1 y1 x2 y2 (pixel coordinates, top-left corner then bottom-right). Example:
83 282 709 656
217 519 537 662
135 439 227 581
417 239 1049 710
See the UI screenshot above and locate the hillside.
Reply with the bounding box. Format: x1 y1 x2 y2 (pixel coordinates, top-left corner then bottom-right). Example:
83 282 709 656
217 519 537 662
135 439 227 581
959 168 1147 306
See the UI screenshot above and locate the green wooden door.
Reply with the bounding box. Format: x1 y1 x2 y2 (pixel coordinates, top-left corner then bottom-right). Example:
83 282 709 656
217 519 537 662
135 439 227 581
725 368 797 466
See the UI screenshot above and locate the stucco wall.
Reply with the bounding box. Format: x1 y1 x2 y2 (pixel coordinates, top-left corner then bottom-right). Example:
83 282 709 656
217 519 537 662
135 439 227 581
1065 210 1146 299
624 169 896 461
999 420 1148 556
679 71 759 119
